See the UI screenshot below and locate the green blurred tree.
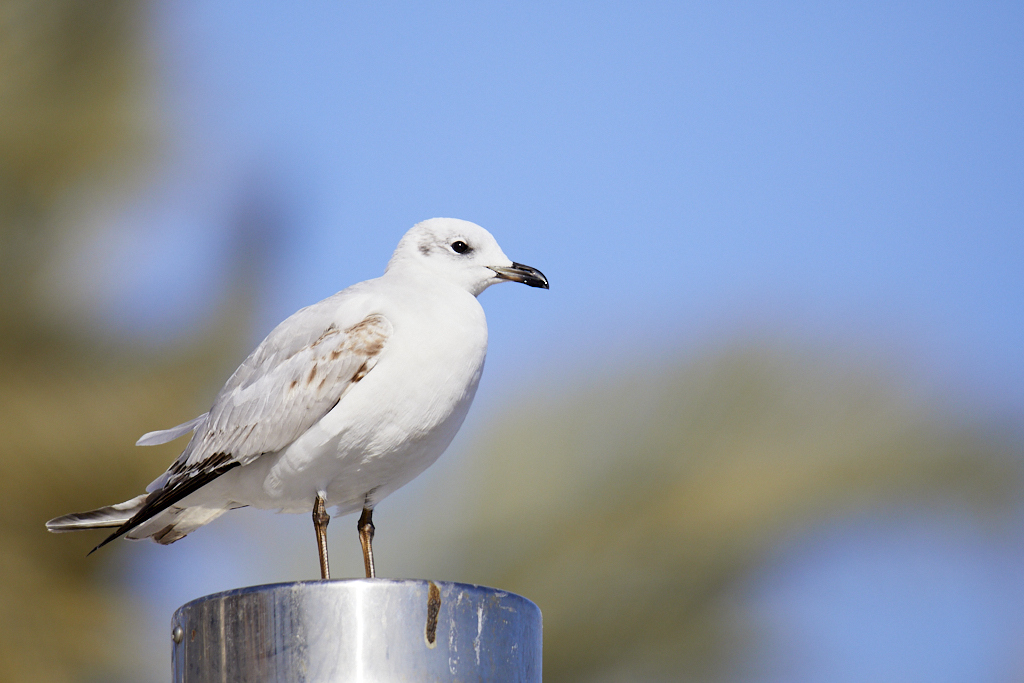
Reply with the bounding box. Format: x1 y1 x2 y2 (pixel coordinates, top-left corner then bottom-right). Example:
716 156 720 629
417 347 1021 682
0 3 254 681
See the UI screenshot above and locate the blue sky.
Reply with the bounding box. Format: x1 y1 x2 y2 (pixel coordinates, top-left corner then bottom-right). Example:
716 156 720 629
69 1 1023 416
66 2 1024 680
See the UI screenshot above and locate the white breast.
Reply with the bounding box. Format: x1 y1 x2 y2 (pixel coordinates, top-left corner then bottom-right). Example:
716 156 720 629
239 274 489 515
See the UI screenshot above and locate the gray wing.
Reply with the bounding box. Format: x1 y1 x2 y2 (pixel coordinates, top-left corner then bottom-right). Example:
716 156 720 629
87 303 392 552
146 308 392 493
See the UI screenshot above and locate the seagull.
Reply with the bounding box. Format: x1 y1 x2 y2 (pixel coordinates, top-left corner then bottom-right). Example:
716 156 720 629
46 218 547 580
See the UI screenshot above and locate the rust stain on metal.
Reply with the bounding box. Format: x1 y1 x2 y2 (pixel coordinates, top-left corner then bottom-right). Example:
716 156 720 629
425 581 441 647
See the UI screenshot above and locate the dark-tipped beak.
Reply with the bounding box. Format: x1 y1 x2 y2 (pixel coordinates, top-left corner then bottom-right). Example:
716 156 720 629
489 262 549 289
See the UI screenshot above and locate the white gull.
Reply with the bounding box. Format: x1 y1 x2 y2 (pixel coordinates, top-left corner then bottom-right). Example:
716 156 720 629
46 218 548 579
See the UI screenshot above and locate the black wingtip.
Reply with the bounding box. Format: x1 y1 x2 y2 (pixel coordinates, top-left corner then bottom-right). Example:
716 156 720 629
88 529 123 556
84 458 243 557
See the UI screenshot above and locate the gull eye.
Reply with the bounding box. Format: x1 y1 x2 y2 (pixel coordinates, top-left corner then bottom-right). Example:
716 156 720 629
451 240 470 254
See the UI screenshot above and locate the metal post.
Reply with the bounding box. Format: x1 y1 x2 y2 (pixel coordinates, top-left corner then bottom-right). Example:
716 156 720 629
171 579 542 682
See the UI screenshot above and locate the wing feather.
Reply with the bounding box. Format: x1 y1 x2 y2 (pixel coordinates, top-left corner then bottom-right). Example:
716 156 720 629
175 309 391 475
95 308 392 551
136 414 208 446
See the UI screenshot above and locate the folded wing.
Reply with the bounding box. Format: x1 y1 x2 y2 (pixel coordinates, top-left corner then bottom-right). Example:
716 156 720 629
91 311 392 551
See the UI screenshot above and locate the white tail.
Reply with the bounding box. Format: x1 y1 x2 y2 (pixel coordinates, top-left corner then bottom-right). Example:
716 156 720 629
45 494 148 532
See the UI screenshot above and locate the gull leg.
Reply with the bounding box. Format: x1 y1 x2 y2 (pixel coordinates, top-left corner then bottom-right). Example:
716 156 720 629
313 493 331 580
357 506 375 578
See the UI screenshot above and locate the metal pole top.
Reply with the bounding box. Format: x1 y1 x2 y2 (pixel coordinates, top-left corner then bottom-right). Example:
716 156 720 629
172 579 542 682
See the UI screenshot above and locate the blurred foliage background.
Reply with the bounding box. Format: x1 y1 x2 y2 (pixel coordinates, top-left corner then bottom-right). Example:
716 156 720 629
0 3 247 680
1 3 1022 682
416 350 1020 681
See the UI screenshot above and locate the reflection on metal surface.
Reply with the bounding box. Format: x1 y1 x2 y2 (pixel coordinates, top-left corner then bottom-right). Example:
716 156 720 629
171 579 542 682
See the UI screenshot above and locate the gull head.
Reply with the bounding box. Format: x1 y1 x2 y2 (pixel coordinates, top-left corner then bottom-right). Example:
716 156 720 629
387 218 549 296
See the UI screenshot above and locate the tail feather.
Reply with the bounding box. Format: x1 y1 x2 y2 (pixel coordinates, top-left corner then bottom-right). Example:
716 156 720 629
45 495 148 533
126 504 235 545
45 461 242 553
89 459 241 553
